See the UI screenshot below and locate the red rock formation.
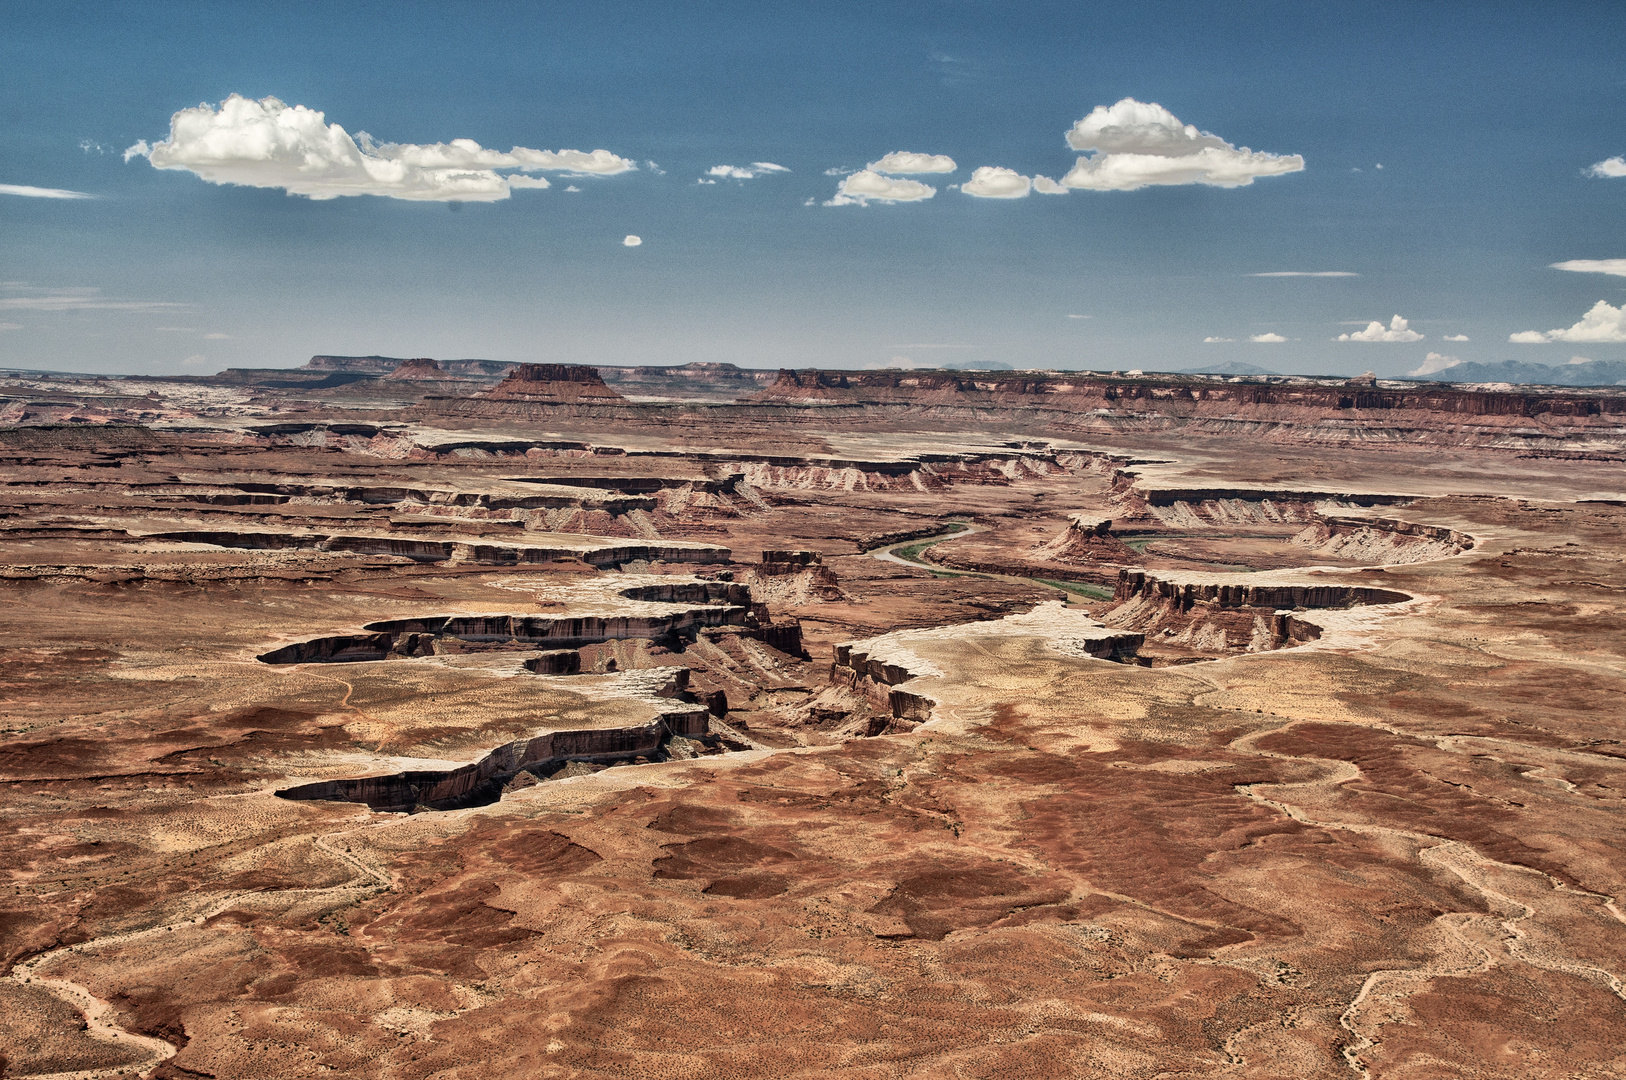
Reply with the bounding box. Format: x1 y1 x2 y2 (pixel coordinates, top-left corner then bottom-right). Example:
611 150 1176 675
384 358 454 380
481 364 627 403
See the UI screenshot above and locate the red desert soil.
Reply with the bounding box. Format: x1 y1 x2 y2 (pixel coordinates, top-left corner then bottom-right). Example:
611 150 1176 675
0 361 1624 1079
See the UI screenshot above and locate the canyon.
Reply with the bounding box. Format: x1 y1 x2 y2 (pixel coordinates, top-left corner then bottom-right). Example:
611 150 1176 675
0 359 1623 1079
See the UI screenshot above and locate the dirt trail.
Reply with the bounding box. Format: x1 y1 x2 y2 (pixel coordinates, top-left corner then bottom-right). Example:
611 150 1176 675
4 817 396 1080
1219 718 1626 1077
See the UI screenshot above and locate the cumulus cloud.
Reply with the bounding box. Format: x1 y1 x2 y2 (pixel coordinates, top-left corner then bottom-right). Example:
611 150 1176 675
0 183 94 199
705 162 789 180
1510 300 1626 343
1203 336 1235 343
825 170 936 206
125 94 635 202
1250 332 1288 343
1032 175 1068 194
1059 98 1304 191
1338 315 1423 342
1552 258 1626 277
867 152 956 174
1585 157 1626 179
1410 352 1462 376
622 235 642 247
1249 271 1358 277
962 166 1031 199
1442 334 1470 342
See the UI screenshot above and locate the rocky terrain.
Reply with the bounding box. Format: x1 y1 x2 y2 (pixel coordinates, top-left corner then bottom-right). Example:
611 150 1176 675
1 362 1624 1078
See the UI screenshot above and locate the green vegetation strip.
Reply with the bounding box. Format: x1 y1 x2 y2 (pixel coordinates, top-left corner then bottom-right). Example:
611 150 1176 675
889 522 969 565
1031 579 1115 600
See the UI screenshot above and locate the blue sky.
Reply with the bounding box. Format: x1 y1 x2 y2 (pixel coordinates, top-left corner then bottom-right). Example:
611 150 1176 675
2 0 1624 377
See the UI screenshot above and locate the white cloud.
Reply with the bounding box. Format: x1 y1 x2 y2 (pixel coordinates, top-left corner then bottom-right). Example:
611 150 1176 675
0 183 94 199
204 332 231 339
962 166 1031 199
1585 157 1626 179
1338 315 1423 342
80 140 106 154
823 167 853 176
1410 352 1462 376
0 322 21 331
867 152 956 175
706 163 789 180
564 185 581 192
180 354 209 367
126 94 634 202
644 161 665 175
825 170 936 206
1249 271 1358 277
1032 175 1068 194
1067 314 1091 319
1551 258 1626 277
1060 98 1304 192
0 286 183 312
1203 336 1235 343
1510 300 1626 343
1250 332 1287 343
1442 334 1470 342
622 235 642 247
1568 355 1593 365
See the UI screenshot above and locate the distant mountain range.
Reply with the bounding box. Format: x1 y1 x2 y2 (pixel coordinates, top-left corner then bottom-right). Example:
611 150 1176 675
1411 358 1626 387
1177 362 1278 376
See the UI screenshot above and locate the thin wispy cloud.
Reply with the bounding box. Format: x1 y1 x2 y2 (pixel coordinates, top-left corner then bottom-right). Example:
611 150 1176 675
1250 271 1358 277
1511 300 1626 343
1338 315 1423 342
1551 259 1626 277
1 183 95 199
890 343 973 349
0 322 21 331
1203 336 1235 343
126 94 635 202
0 286 184 312
703 163 789 181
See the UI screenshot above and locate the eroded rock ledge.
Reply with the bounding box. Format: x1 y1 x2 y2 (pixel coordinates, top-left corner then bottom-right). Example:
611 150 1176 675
277 668 714 812
1106 570 1413 654
832 603 1146 723
257 578 756 664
